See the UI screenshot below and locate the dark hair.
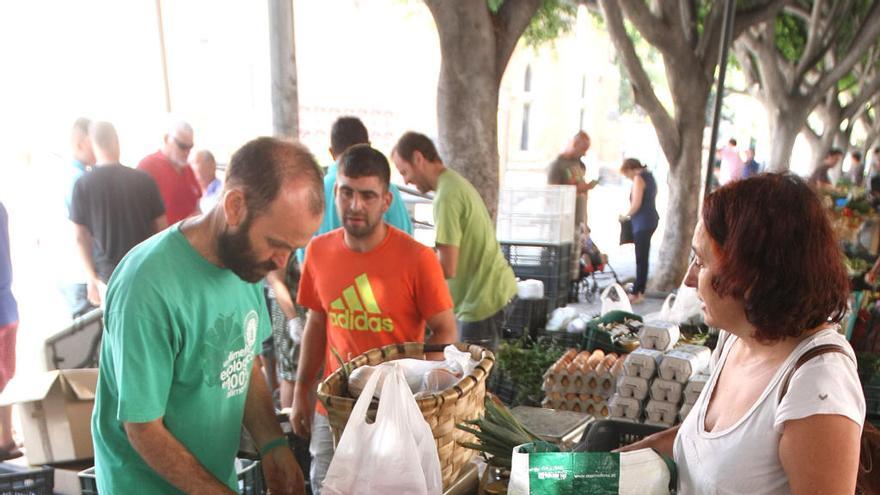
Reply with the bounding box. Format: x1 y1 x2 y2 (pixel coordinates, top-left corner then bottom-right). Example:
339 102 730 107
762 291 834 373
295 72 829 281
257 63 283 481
620 158 646 173
729 138 737 146
330 117 369 156
225 137 323 217
827 147 844 158
702 174 848 342
851 150 863 162
392 131 440 163
338 144 390 189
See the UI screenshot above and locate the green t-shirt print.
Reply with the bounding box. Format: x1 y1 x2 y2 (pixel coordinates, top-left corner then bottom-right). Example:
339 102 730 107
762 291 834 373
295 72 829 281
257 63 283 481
92 226 270 494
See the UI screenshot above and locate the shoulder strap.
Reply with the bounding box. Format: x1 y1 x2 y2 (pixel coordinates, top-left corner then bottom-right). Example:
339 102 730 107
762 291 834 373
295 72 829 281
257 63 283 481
779 344 851 400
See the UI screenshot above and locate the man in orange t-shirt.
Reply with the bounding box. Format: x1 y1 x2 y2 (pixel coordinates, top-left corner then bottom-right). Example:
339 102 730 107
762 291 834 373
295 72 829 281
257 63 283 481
292 144 455 494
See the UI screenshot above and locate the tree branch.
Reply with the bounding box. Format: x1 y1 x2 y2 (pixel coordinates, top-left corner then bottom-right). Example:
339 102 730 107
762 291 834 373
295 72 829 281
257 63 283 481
616 0 679 55
493 0 543 84
842 74 880 121
738 28 791 104
598 0 681 161
696 0 724 62
811 1 880 99
792 0 850 89
679 0 697 48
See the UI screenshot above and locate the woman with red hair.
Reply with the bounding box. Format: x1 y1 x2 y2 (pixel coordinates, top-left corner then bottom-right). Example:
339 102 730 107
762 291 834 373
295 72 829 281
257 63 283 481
622 174 865 493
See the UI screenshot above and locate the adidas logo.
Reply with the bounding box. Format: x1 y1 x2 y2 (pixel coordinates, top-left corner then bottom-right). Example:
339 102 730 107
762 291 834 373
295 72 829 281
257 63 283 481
328 274 394 332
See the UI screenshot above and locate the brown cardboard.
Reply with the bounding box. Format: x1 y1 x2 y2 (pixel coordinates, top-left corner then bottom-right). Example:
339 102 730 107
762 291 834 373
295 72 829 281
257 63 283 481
0 369 98 464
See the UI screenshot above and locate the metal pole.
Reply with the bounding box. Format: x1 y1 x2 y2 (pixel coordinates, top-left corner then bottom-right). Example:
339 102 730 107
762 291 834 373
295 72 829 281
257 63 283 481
703 0 737 198
155 0 172 113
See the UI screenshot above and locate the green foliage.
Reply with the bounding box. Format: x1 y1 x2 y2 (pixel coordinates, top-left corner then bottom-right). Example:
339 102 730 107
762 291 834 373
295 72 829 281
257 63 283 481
774 13 808 63
495 336 565 406
487 0 578 47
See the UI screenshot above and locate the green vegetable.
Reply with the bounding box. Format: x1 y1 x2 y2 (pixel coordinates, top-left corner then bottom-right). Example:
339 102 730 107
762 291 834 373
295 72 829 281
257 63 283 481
457 396 542 468
495 336 565 406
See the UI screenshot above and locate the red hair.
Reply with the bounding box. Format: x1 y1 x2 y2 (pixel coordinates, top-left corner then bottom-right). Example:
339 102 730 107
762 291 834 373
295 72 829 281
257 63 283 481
702 174 848 342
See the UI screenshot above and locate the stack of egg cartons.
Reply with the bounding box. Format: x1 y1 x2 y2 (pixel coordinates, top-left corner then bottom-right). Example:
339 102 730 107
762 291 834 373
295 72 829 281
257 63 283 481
646 343 711 427
680 372 711 422
541 349 624 417
610 320 712 426
611 347 663 422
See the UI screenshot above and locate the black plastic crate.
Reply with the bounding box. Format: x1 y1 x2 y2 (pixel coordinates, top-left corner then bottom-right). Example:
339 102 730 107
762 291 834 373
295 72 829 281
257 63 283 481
537 330 583 350
505 298 548 339
866 384 880 418
515 273 570 312
574 420 665 452
79 459 263 495
501 242 572 279
487 369 517 405
0 464 53 495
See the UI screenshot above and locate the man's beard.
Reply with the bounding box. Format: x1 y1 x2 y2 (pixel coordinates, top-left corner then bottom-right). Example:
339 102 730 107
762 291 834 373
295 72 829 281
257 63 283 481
216 216 277 283
342 211 379 239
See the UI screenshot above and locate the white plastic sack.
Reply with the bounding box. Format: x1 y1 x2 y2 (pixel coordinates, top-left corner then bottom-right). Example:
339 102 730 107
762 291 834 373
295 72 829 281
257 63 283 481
601 284 632 315
661 286 703 325
323 363 443 495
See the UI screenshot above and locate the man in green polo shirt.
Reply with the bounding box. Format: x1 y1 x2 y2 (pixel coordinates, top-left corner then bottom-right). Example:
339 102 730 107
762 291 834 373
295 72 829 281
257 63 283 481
391 132 516 352
92 137 323 494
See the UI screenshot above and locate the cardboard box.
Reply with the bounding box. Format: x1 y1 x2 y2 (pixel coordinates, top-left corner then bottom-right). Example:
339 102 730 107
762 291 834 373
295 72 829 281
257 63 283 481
0 369 97 464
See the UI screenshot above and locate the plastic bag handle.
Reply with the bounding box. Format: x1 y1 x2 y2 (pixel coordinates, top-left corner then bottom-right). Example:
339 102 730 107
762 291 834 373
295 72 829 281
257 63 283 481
348 364 387 423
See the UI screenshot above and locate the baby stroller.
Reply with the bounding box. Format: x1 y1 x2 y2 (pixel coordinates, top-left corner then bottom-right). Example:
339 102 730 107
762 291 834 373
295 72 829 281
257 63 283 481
574 227 620 303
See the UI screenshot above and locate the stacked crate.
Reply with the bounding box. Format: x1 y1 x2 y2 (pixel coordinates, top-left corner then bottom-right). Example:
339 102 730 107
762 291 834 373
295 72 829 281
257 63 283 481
497 185 577 312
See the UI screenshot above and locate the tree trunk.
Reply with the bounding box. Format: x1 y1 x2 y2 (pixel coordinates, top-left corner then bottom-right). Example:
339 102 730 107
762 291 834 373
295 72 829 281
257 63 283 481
268 0 299 139
435 33 501 219
425 0 540 221
765 107 808 173
652 122 704 291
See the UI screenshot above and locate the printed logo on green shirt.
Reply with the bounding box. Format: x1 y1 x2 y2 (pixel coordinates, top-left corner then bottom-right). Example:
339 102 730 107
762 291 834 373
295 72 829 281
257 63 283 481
328 274 394 332
201 310 259 398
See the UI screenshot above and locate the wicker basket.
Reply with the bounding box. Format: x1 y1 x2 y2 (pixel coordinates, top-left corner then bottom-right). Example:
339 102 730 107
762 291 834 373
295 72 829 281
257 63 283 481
317 342 495 489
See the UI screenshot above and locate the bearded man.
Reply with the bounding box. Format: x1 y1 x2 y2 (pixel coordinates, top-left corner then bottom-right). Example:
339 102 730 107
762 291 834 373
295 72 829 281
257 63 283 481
92 137 322 495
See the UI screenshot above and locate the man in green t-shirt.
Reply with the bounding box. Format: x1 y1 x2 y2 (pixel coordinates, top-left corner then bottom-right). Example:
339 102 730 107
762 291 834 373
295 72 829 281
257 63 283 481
92 137 324 494
391 132 516 352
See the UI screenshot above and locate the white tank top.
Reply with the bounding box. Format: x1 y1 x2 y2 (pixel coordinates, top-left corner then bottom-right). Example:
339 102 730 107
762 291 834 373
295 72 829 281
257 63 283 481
673 328 865 494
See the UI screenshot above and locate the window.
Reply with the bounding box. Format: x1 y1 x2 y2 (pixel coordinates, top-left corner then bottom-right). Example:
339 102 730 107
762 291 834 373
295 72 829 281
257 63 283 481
524 65 532 92
520 103 531 151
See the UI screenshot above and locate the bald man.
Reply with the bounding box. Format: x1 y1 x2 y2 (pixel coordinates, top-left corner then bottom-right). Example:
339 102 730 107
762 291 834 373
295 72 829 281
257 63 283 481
547 131 597 280
190 149 222 212
70 122 167 306
138 120 202 224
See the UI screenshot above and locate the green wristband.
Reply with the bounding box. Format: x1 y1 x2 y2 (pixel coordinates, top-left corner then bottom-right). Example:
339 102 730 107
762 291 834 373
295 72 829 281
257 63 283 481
259 436 288 456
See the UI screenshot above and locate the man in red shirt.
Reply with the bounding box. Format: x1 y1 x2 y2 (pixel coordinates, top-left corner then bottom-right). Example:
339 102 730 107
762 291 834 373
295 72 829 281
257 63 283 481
291 144 456 494
138 120 202 225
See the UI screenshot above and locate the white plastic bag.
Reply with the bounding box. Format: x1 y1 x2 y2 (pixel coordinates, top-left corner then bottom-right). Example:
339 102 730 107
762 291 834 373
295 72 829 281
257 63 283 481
323 363 443 495
600 284 632 315
660 286 703 325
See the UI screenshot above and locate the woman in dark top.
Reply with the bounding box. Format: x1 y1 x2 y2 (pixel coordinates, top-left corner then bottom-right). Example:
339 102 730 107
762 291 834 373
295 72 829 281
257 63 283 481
620 158 659 303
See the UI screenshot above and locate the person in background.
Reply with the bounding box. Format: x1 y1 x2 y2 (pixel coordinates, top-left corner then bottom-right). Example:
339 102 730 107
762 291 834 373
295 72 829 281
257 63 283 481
619 158 659 304
70 122 167 306
58 118 97 318
392 132 516 352
742 148 761 178
91 137 320 495
547 131 597 281
716 138 745 185
620 174 864 494
0 202 21 460
850 150 865 187
138 120 202 224
291 145 455 494
191 149 223 213
808 148 843 190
